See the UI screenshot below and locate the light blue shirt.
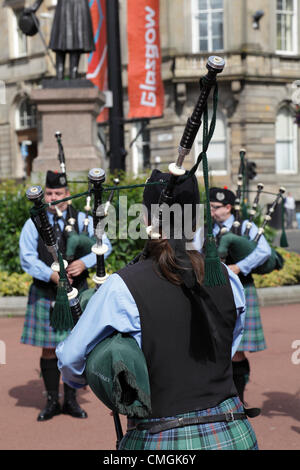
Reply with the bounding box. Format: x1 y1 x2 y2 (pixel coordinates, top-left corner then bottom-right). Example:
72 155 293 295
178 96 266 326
56 266 246 388
193 216 271 277
212 215 271 276
19 210 112 282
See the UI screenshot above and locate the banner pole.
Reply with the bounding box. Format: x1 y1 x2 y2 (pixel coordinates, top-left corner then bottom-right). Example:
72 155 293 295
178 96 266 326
106 0 126 172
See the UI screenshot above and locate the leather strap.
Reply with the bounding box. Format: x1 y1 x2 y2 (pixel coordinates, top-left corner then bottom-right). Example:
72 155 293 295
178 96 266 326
130 412 247 435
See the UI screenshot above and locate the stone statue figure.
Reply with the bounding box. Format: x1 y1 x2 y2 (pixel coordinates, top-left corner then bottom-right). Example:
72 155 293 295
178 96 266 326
19 0 95 80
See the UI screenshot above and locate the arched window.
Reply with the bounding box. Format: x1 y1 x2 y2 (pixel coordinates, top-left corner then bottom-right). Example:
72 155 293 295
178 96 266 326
16 98 37 130
275 106 298 173
195 109 227 174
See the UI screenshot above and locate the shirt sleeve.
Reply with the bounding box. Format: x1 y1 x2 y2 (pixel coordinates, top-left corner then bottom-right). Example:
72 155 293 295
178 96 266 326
224 264 246 357
56 273 141 388
236 220 271 276
19 218 53 282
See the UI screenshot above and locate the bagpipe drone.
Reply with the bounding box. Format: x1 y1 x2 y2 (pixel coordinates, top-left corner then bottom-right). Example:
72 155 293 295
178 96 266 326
54 131 96 263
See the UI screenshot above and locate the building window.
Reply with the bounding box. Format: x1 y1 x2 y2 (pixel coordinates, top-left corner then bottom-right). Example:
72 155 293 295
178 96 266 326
276 0 298 54
275 106 298 173
11 7 28 58
195 109 227 174
16 99 37 130
192 0 224 53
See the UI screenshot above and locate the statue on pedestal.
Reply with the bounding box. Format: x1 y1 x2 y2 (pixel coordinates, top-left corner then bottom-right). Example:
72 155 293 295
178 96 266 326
19 0 95 80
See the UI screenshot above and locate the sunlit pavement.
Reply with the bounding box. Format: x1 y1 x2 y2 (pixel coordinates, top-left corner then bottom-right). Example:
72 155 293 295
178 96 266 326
1 303 300 450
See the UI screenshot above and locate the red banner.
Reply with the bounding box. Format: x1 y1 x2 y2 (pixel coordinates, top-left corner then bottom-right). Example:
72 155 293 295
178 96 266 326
127 0 164 119
87 0 108 123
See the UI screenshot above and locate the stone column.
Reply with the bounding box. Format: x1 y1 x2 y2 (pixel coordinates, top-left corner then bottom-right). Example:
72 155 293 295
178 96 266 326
30 82 106 178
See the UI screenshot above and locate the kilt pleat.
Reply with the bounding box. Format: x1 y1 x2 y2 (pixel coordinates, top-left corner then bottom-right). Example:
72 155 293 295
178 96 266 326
238 284 266 352
119 397 258 450
20 284 69 348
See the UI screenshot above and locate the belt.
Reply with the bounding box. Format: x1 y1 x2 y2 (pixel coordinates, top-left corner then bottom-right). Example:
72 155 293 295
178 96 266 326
128 407 260 435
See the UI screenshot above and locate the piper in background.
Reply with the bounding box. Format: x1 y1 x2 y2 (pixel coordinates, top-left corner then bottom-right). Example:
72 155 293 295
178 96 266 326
208 186 271 404
19 170 112 421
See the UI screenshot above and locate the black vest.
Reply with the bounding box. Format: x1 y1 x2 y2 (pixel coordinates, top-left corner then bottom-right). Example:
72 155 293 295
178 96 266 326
33 207 89 299
118 258 238 418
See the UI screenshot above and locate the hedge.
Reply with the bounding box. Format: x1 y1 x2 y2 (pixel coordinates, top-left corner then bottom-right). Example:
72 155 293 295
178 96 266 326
252 248 300 288
0 174 297 296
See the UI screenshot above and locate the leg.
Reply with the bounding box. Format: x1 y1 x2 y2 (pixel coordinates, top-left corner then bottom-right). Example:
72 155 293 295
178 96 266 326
69 51 80 79
232 351 250 404
62 383 88 419
55 51 66 80
37 348 61 421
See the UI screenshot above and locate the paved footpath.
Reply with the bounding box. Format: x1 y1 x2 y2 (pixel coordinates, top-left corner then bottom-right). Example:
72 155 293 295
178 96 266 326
0 302 300 451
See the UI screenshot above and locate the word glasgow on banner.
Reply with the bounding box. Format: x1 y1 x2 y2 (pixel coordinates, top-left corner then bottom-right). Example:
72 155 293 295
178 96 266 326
127 0 164 119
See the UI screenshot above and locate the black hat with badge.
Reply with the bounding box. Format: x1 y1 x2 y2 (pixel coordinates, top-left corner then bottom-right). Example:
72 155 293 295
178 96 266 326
209 187 235 206
45 170 67 189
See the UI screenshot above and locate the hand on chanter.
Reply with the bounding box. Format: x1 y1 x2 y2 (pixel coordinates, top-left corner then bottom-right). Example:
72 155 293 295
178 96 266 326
66 259 86 278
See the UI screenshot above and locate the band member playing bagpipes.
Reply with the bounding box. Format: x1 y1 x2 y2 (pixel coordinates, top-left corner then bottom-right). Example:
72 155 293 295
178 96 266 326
19 170 112 421
207 182 275 404
56 56 259 450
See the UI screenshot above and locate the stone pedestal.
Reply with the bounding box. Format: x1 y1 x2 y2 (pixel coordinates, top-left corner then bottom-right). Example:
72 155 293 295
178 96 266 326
30 80 106 177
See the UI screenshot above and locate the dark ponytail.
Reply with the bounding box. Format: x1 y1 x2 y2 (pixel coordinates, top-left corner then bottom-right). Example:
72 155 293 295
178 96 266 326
147 239 204 286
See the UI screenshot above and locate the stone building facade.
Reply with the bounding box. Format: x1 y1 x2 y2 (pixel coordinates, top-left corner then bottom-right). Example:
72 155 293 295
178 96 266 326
0 0 300 210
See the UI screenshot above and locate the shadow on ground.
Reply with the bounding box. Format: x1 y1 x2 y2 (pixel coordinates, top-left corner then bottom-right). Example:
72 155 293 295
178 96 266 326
9 379 90 410
260 390 300 423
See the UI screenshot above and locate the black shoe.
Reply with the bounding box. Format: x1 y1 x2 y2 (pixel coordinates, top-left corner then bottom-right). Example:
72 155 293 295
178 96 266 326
37 393 61 422
62 399 87 418
62 385 87 418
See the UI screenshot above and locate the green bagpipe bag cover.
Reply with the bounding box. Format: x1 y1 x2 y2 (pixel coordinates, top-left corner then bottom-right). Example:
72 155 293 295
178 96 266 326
66 233 96 260
78 287 96 311
217 232 284 275
85 332 152 418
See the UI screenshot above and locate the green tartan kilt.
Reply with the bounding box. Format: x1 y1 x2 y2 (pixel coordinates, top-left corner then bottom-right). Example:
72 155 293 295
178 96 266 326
119 397 258 450
20 284 69 348
237 284 266 352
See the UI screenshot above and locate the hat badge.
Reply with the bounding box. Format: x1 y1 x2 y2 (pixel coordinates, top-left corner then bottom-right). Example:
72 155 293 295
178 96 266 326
216 192 225 201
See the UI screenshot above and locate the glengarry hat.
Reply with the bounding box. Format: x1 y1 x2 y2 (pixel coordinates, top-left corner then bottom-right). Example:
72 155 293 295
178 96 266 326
45 170 67 189
209 187 235 206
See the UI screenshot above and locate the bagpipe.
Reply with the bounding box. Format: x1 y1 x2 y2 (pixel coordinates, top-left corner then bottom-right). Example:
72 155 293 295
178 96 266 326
78 168 118 311
144 55 227 286
231 149 246 235
217 149 286 275
83 56 227 444
26 185 83 330
25 55 227 448
26 167 123 448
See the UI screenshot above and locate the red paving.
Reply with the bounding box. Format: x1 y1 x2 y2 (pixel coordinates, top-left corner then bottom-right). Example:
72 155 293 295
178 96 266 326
1 303 300 450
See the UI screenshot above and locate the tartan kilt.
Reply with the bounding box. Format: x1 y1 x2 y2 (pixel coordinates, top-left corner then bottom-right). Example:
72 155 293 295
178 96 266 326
237 284 266 352
20 284 69 348
119 397 258 451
